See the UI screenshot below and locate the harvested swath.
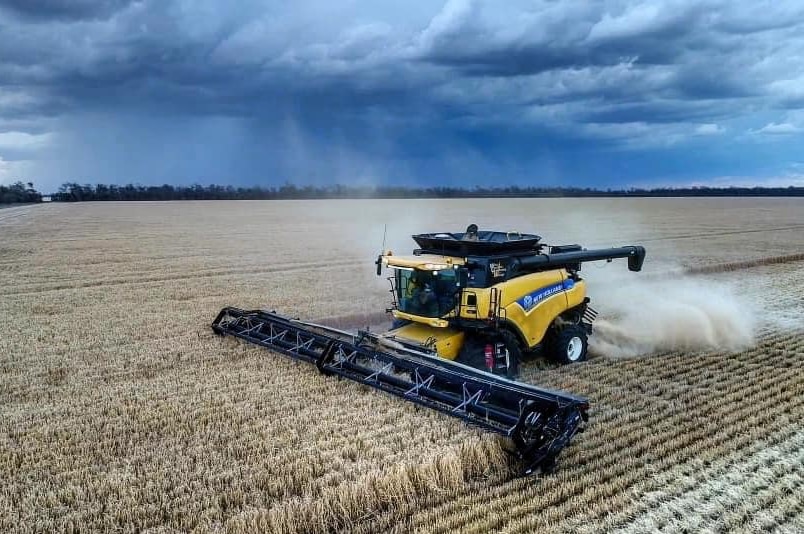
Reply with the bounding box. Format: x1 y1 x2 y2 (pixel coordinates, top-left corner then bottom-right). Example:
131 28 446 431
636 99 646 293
683 252 804 276
0 203 42 224
627 252 804 283
611 429 804 533
0 259 363 297
635 222 804 243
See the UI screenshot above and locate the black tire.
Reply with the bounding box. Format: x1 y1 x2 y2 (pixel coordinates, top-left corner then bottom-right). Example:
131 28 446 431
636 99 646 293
549 325 588 365
457 330 521 378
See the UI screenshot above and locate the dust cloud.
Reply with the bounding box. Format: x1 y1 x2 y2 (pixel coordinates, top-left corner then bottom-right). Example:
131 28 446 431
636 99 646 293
544 204 763 359
586 271 758 358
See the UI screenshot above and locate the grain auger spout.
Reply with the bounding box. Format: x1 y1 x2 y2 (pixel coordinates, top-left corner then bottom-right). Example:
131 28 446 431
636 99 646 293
212 307 589 474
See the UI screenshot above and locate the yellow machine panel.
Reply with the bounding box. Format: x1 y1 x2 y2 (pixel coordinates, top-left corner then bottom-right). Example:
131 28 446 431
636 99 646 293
457 269 588 349
382 322 465 360
501 275 587 348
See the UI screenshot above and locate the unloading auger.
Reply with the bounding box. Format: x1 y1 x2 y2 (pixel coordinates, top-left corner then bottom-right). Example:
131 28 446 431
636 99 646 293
212 225 646 474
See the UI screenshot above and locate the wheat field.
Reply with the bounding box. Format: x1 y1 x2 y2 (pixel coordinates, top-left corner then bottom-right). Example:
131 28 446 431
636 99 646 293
1 198 803 533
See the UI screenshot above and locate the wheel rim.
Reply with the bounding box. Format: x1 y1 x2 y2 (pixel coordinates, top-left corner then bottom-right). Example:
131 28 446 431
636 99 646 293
566 336 583 361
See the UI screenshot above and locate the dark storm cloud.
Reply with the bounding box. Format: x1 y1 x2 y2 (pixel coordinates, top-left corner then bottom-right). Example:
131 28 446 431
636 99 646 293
0 0 136 21
578 100 730 125
1 0 803 188
416 0 704 76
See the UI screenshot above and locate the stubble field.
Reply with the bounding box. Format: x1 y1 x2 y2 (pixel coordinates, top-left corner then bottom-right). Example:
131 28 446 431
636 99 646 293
1 198 803 533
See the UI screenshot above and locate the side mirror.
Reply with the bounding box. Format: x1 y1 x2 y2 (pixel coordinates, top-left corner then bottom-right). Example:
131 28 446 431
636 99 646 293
457 268 469 287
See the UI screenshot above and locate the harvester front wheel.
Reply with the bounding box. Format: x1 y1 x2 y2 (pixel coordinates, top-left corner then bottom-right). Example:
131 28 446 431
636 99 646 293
550 326 588 365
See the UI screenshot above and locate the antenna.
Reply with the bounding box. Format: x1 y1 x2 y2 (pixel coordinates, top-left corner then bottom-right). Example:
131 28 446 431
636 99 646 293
375 224 387 276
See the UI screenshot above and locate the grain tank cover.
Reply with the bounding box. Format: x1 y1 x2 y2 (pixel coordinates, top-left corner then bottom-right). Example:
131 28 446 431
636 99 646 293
412 230 542 257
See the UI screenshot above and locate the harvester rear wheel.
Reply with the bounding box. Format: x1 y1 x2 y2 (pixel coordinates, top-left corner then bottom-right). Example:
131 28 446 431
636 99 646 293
550 325 588 365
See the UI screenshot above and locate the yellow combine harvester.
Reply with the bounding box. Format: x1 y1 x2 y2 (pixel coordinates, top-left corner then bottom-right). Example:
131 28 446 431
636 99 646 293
213 225 645 473
376 224 646 377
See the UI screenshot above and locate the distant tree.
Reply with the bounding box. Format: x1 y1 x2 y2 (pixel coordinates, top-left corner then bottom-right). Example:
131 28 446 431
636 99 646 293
54 182 92 202
0 181 43 203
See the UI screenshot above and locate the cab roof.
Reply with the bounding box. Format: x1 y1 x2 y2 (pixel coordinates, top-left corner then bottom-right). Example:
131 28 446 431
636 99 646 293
383 253 466 270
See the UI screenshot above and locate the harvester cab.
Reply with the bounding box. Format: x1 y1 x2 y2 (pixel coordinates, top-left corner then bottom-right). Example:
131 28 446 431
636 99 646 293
377 226 646 377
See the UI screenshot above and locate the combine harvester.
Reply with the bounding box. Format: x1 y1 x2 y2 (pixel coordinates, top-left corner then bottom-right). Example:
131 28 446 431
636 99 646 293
213 225 646 473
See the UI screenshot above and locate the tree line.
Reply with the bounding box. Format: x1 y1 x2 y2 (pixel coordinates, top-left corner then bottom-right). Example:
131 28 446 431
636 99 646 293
0 182 43 204
52 182 804 201
3 181 804 204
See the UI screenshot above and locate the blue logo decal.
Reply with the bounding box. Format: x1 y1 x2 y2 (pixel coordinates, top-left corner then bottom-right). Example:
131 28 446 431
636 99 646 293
516 281 569 312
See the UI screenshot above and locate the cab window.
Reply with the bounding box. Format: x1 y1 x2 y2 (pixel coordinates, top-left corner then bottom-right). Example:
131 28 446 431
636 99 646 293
395 268 459 318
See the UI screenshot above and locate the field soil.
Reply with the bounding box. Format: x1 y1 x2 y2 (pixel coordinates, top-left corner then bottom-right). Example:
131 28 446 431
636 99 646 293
1 198 802 533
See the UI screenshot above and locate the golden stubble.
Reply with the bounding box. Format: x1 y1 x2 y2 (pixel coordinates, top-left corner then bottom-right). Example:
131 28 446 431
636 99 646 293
1 198 802 533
